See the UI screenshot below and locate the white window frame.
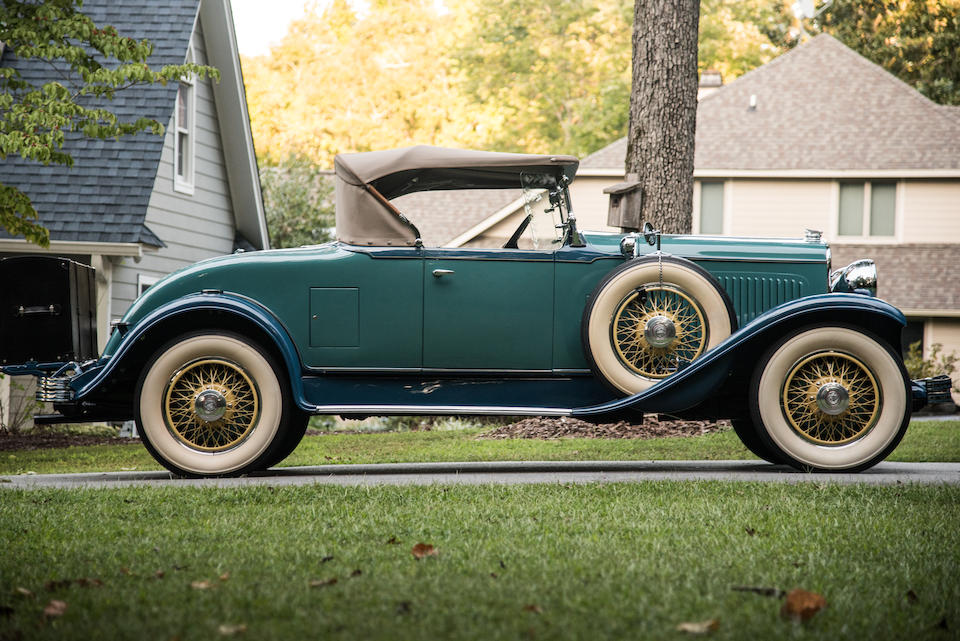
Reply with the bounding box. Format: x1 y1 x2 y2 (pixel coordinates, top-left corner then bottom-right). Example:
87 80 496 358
833 180 901 243
692 179 730 235
137 274 160 297
173 44 196 195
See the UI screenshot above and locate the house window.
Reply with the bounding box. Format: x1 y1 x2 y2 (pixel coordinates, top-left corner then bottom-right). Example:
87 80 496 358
174 79 195 194
838 181 896 237
137 274 159 297
699 182 724 234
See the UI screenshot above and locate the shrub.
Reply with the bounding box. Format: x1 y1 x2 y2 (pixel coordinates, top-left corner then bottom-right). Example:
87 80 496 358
904 341 959 392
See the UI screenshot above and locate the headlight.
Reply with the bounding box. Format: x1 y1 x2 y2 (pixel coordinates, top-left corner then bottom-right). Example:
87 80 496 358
830 259 877 297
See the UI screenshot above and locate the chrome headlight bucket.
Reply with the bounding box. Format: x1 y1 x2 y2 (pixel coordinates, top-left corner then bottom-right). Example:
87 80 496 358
830 259 877 297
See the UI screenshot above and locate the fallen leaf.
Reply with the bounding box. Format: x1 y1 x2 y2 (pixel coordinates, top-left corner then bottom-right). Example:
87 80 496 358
321 555 335 563
780 589 827 622
731 585 785 598
154 570 166 579
411 543 438 559
744 526 756 537
43 599 67 618
219 572 231 582
308 578 338 588
75 578 103 588
218 623 247 636
350 569 362 577
15 587 34 598
675 619 719 634
905 589 918 604
386 537 399 545
44 580 71 592
190 580 213 590
523 604 542 614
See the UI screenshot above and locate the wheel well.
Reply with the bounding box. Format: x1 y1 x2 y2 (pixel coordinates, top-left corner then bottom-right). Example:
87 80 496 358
85 309 296 414
708 307 905 416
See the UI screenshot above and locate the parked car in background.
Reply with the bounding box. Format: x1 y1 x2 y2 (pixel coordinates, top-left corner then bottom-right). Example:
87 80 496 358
0 147 951 477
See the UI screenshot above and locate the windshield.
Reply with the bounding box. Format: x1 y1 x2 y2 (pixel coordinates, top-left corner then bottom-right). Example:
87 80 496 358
519 175 562 250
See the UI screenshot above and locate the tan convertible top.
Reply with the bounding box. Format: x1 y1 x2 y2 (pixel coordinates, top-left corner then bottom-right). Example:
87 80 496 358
334 145 579 247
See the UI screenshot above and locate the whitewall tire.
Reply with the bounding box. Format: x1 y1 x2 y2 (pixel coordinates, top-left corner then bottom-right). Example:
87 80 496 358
582 256 736 394
750 326 910 471
135 333 289 477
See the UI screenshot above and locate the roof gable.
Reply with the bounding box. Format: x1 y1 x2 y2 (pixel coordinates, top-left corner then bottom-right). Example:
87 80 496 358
582 34 960 173
0 0 200 246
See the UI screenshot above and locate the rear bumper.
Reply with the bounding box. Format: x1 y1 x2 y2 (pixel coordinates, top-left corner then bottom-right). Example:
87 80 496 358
912 375 954 411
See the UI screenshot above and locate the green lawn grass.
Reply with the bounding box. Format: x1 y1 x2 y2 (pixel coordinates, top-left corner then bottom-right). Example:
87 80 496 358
1 420 958 476
0 483 957 640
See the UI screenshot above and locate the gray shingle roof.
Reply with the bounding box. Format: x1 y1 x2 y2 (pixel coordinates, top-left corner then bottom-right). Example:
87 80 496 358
392 189 523 247
0 0 200 246
831 244 960 312
581 34 960 172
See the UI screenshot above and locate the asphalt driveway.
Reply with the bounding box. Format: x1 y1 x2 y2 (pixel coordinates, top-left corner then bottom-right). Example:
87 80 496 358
3 460 958 489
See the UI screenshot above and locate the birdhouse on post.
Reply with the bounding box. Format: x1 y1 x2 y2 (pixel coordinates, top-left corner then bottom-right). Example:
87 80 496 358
604 173 643 232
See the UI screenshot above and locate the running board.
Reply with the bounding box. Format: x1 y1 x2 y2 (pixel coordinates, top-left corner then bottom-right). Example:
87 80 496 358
308 405 574 417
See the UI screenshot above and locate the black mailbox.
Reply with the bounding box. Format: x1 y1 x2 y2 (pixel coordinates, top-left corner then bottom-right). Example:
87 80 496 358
0 256 97 364
604 175 643 231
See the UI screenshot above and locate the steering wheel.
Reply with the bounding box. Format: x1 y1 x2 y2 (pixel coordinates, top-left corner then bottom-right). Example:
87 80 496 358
503 214 532 249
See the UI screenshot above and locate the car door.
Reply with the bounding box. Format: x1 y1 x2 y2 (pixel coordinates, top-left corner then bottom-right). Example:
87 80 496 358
422 248 554 371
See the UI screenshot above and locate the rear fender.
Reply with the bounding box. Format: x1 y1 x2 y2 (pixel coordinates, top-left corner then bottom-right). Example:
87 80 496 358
572 293 906 418
73 293 308 410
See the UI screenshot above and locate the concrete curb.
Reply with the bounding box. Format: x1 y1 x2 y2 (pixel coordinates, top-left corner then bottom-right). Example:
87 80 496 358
3 460 959 489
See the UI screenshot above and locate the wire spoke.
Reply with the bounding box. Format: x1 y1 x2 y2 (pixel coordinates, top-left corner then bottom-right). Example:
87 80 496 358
781 351 880 445
162 358 260 452
611 285 708 379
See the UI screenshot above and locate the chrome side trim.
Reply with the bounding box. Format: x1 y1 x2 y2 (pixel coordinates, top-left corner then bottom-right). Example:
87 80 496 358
690 257 830 264
303 367 593 375
310 404 573 416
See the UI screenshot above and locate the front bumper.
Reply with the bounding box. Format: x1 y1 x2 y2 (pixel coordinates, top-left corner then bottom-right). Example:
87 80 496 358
912 375 954 411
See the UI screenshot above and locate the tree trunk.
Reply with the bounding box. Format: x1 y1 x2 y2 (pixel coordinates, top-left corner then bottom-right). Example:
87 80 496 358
624 0 700 234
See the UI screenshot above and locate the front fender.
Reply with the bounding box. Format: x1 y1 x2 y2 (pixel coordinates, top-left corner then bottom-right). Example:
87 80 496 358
572 293 906 418
73 293 308 410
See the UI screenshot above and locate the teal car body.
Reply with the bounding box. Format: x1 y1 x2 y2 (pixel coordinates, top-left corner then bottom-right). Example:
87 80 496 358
3 146 946 476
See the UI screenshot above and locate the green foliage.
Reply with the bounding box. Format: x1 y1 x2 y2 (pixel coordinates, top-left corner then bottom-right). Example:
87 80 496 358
261 156 335 248
796 0 960 105
904 340 959 390
454 0 633 157
244 0 787 162
0 0 219 246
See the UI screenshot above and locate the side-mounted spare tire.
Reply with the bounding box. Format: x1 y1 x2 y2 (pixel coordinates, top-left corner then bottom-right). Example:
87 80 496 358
582 255 737 394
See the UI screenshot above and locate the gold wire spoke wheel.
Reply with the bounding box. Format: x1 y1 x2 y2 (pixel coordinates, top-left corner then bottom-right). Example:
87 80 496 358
780 351 880 445
163 358 260 452
611 285 708 379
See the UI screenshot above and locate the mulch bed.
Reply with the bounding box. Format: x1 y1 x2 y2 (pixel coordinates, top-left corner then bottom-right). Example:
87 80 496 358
478 415 730 440
0 416 729 452
0 432 138 452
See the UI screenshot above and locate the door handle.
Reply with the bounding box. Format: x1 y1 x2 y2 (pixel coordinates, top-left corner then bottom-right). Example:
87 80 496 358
432 269 455 278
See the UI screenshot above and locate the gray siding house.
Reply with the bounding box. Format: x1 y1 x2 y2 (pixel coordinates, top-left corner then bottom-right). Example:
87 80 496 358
0 0 266 426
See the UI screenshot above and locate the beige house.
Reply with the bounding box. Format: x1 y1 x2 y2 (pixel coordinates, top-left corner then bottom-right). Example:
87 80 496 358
410 35 960 398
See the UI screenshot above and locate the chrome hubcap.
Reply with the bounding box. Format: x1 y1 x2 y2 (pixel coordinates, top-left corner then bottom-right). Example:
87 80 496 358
815 382 850 416
194 389 228 422
643 315 677 348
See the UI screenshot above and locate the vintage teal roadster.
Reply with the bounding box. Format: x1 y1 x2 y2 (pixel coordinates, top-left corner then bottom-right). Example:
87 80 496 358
0 147 950 476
